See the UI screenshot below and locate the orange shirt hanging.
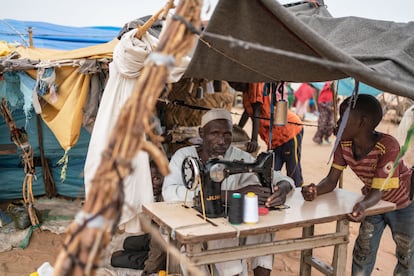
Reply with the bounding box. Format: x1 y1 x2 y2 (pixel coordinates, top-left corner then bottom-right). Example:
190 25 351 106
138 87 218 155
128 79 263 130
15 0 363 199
242 83 303 148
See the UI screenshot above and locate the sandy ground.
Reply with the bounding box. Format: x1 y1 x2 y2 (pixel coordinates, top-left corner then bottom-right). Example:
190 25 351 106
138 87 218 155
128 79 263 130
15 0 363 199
0 111 400 276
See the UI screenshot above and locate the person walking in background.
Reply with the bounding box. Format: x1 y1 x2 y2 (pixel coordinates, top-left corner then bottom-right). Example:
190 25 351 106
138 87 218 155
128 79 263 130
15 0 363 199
302 94 414 275
313 81 335 145
294 83 317 120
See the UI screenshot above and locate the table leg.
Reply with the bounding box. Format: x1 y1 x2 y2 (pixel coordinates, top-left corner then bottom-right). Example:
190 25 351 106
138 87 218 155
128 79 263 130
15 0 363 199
184 243 204 276
332 219 349 276
300 225 314 276
166 237 182 274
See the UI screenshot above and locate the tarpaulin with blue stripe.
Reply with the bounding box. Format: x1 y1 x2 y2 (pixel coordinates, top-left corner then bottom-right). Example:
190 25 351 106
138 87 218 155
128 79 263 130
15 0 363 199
0 18 121 50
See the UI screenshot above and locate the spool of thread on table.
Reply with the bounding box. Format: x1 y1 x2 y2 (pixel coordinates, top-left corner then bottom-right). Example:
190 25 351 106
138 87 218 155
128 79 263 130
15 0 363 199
243 192 259 224
274 100 288 126
229 193 243 225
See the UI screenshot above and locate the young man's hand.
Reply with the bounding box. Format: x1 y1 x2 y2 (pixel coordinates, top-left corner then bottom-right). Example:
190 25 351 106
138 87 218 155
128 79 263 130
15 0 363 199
347 202 367 222
245 140 258 153
301 183 317 201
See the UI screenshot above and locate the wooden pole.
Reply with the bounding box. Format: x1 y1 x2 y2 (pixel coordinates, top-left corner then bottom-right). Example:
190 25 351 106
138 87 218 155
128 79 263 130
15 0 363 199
36 114 56 198
135 0 176 39
28 27 34 47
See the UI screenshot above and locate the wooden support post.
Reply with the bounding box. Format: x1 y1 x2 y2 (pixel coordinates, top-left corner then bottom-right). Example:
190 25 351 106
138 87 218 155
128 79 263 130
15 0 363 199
332 219 349 276
300 225 315 276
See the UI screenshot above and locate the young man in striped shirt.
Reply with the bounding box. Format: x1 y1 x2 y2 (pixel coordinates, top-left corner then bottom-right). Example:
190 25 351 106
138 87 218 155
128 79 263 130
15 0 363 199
301 94 414 275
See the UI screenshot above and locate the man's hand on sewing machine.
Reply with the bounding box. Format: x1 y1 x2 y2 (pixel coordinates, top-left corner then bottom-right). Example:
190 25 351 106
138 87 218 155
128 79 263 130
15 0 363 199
265 181 292 208
237 185 271 206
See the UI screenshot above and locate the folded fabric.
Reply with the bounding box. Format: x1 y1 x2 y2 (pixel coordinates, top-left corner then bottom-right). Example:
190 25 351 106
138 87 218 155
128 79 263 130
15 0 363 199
110 249 149 270
123 234 150 252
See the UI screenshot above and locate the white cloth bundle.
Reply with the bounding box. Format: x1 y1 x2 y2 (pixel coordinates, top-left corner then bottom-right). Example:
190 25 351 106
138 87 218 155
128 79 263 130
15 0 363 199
84 28 189 233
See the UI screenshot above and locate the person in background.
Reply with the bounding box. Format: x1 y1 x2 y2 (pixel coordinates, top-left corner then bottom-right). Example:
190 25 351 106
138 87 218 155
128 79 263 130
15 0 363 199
236 82 304 187
286 82 295 108
237 82 264 154
302 94 414 275
293 83 317 120
162 108 295 276
313 81 335 145
111 161 166 275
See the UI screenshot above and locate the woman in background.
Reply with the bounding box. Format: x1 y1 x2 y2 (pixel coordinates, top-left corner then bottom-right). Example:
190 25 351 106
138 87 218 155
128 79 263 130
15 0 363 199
313 81 335 145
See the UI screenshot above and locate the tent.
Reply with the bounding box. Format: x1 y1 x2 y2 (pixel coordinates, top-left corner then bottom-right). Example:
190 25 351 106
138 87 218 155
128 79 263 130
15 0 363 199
184 0 414 99
0 21 120 200
0 15 168 201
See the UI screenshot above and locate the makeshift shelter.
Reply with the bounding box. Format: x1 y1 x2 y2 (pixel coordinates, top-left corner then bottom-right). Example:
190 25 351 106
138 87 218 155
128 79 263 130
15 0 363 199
0 16 234 202
2 0 414 203
0 22 120 200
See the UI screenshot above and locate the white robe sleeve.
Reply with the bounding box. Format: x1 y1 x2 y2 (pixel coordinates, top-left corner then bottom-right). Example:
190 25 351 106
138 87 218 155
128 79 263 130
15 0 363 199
162 147 198 202
272 170 295 191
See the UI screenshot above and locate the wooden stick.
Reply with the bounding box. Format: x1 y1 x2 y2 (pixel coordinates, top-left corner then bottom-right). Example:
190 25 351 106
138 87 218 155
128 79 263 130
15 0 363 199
135 0 176 39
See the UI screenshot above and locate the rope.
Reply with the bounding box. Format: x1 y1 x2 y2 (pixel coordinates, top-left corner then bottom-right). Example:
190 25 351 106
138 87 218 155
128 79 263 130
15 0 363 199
0 98 40 226
0 19 29 46
157 98 319 127
56 147 71 182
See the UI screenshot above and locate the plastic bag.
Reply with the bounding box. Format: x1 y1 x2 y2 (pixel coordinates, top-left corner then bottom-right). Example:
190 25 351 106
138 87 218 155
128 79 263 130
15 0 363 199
7 203 41 230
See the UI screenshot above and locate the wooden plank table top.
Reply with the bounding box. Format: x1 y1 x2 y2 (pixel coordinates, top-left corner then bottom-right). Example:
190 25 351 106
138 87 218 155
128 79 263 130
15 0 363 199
143 188 396 244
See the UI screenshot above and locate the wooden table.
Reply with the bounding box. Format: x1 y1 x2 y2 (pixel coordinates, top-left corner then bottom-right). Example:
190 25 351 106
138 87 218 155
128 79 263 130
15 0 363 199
142 188 395 275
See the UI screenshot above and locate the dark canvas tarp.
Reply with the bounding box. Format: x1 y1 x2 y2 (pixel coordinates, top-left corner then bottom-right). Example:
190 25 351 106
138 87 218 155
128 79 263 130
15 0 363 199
184 0 414 99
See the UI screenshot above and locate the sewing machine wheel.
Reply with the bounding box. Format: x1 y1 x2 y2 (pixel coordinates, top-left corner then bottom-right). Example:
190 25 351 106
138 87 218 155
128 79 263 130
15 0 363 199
182 156 201 190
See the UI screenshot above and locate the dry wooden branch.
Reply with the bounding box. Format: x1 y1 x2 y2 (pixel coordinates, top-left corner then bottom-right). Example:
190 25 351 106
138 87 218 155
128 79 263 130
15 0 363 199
53 0 201 275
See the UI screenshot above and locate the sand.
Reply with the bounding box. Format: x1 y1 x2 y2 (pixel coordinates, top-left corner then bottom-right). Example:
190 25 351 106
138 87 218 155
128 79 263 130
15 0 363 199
0 114 400 276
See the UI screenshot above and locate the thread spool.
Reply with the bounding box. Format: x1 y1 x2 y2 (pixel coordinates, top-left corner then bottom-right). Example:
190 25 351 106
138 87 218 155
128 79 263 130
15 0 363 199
228 193 243 225
196 86 204 99
243 192 259 224
274 100 288 126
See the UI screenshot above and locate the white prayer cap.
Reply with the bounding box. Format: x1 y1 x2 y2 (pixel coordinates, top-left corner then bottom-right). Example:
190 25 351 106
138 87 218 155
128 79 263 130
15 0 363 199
201 108 233 127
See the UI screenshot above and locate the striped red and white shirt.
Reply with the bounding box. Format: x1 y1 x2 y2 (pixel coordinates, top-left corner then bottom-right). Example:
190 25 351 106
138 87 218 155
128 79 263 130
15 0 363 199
332 133 412 209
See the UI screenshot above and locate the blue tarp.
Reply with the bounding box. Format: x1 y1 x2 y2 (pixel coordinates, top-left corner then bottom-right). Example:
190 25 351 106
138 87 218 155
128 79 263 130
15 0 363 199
0 19 110 200
312 78 382 96
0 106 90 200
0 18 121 50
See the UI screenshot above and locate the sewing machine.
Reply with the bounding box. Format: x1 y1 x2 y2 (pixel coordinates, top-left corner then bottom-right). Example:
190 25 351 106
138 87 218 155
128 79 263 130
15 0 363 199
181 151 274 218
